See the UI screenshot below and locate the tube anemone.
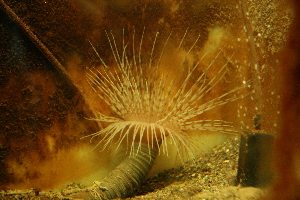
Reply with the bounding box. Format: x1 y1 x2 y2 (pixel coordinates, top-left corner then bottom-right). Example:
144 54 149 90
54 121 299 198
69 28 248 199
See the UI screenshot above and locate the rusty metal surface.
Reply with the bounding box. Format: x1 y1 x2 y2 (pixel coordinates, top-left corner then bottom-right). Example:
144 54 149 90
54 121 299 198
0 1 100 189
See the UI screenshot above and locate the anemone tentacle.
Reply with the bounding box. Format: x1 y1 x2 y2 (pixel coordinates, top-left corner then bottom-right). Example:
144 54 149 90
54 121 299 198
84 29 248 159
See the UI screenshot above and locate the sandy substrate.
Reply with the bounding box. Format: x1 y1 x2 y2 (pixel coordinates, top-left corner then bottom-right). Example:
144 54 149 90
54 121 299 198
128 136 265 199
0 137 266 199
